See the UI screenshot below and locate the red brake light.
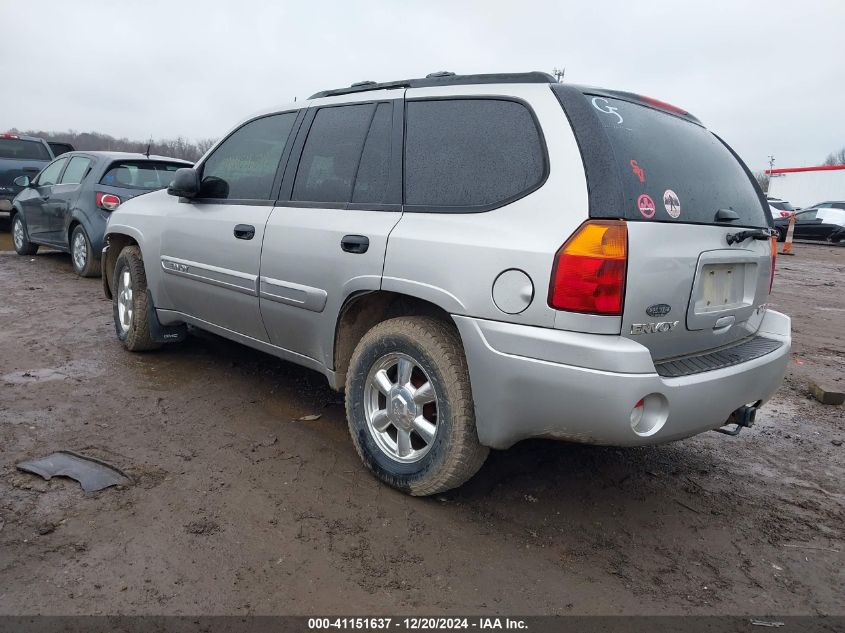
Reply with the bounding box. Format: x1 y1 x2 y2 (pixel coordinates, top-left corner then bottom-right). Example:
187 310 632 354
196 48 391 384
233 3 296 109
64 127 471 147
549 220 628 315
96 192 121 211
638 95 689 116
780 211 790 217
1 133 20 139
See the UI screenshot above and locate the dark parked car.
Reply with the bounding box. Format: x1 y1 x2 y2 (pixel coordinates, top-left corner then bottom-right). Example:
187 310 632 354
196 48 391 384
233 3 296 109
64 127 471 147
799 200 845 213
0 133 74 215
11 151 191 276
774 206 845 243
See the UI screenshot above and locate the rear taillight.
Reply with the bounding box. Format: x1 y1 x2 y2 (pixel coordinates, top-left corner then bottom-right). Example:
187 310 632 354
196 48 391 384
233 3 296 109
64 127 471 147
548 220 627 315
780 211 790 217
96 192 121 211
769 235 777 294
1 133 20 139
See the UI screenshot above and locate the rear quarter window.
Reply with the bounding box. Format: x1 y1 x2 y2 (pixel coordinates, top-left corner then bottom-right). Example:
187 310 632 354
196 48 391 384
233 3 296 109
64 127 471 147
404 98 545 211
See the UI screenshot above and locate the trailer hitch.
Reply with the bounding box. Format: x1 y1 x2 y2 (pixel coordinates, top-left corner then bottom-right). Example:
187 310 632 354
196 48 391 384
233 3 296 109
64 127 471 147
713 402 761 436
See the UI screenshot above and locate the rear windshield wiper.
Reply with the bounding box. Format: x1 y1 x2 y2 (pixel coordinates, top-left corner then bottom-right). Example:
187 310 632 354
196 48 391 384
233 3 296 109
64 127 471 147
726 228 773 245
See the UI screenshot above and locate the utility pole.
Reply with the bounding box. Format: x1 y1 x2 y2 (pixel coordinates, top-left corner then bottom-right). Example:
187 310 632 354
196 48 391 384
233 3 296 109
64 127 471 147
553 67 565 83
767 155 775 194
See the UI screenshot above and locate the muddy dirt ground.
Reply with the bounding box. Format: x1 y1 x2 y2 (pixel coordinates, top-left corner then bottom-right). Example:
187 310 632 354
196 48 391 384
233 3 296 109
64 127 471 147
0 220 842 616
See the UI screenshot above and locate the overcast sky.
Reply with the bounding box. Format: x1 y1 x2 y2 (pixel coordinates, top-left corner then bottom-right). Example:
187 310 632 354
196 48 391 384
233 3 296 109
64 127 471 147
1 0 843 170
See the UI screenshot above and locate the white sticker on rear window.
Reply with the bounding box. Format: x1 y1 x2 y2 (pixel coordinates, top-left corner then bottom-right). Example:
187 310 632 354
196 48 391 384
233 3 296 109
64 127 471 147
591 97 623 125
663 189 681 218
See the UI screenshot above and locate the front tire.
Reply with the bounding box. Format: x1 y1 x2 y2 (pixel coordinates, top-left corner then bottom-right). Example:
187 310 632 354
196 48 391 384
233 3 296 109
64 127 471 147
70 225 100 277
112 245 160 352
11 214 38 256
345 316 488 496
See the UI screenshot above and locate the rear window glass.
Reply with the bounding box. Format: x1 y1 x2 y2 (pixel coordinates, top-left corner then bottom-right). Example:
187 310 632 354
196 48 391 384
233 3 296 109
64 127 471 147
404 99 545 210
818 208 845 225
101 161 186 190
770 200 794 212
583 95 767 227
0 138 51 160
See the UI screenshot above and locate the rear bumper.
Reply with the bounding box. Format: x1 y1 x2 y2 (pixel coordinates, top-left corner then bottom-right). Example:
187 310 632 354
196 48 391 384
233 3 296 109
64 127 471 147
454 310 791 449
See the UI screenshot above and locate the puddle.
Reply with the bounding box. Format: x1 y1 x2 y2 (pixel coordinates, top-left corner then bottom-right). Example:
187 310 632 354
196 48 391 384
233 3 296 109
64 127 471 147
2 359 103 384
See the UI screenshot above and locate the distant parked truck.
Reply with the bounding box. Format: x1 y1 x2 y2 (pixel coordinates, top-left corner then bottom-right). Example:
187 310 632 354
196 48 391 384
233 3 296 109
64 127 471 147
0 133 74 214
766 164 845 208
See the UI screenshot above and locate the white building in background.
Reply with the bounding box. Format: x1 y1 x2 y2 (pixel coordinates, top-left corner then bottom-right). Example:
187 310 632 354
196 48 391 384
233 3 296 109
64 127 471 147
766 165 845 208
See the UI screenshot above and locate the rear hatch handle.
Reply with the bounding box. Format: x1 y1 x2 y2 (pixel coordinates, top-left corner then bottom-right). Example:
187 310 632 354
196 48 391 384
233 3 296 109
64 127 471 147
725 228 773 246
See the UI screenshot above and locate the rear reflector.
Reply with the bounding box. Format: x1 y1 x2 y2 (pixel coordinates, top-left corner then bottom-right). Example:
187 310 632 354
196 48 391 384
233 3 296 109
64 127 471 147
96 192 121 211
548 220 627 315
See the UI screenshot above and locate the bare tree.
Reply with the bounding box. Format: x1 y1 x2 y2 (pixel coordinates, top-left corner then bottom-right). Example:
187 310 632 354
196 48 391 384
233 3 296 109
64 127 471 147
753 171 770 193
8 128 217 162
196 137 218 157
823 147 845 166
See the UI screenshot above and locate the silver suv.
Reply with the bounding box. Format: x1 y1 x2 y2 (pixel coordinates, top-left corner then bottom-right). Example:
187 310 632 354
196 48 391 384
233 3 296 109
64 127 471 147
102 72 791 495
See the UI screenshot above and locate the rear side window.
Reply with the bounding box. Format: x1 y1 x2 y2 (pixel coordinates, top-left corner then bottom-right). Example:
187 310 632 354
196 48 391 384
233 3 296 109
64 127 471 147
0 138 51 160
101 161 185 190
579 94 767 227
404 99 545 210
48 142 74 157
292 102 392 204
200 112 297 200
60 157 92 184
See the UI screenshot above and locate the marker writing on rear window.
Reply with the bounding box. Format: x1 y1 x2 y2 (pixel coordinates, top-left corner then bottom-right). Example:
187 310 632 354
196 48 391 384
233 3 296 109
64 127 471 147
630 160 645 182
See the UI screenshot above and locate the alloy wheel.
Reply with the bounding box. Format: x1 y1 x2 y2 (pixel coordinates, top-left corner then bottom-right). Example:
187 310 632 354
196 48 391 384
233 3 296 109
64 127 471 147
363 352 439 463
13 218 24 251
116 268 134 334
72 231 87 270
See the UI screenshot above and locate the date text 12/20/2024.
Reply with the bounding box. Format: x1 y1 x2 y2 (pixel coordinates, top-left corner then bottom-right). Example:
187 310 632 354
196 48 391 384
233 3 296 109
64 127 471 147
307 617 528 630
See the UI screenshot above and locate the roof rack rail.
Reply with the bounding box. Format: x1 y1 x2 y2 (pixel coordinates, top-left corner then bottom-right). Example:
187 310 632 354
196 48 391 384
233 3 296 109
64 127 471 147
309 71 556 99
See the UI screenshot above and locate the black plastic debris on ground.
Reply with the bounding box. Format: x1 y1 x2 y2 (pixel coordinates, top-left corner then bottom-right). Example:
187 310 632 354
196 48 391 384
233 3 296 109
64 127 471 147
16 451 131 492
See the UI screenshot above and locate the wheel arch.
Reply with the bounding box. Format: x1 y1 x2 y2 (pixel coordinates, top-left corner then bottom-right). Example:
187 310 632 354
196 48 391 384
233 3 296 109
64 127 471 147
332 290 459 390
102 230 141 298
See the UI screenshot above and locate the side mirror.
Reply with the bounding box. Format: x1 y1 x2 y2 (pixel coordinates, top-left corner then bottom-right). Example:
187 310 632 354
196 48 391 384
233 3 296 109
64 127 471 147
167 168 200 198
13 175 30 188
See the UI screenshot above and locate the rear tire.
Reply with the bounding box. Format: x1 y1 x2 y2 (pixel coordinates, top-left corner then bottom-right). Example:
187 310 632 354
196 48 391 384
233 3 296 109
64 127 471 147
345 316 488 496
112 245 160 352
70 225 100 277
776 227 786 242
11 213 38 256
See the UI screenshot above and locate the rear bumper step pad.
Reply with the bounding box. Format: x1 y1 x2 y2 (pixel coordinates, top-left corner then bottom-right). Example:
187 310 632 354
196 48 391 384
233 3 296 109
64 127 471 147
655 335 784 378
